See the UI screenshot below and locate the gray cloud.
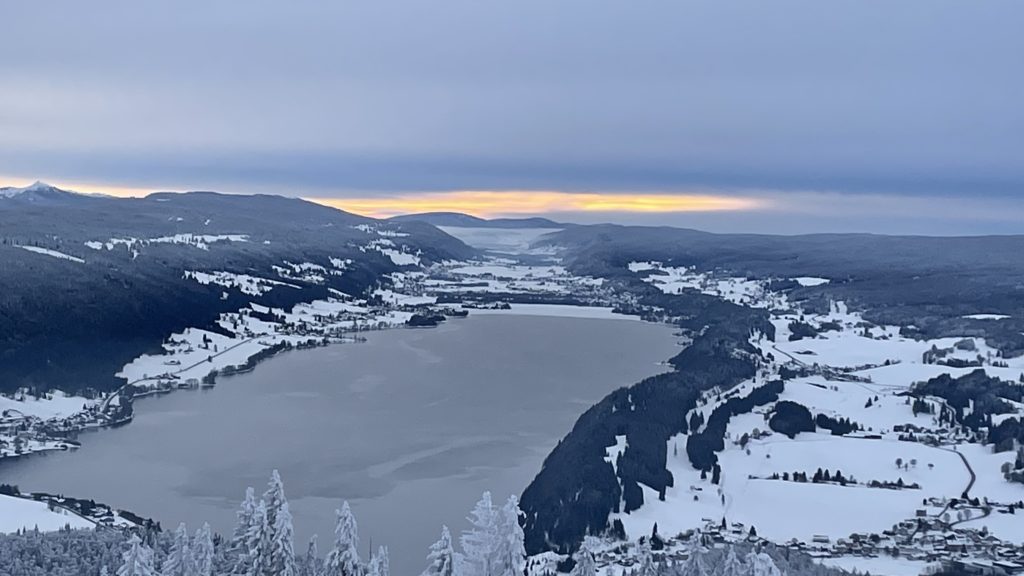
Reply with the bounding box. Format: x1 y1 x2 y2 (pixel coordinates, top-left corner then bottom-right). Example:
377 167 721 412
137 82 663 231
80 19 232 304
1 0 1022 228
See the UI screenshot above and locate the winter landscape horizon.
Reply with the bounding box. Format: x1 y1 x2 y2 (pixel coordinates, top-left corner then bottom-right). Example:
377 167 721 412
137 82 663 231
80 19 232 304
2 2 1023 576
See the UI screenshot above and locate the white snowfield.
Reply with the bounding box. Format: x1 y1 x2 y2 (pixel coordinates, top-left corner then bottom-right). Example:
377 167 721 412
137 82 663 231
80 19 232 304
380 248 420 266
611 261 1024 570
0 390 91 420
185 270 300 296
84 234 249 255
0 494 94 533
963 314 1012 321
352 224 410 238
628 262 785 309
116 293 415 388
794 276 830 287
19 245 85 263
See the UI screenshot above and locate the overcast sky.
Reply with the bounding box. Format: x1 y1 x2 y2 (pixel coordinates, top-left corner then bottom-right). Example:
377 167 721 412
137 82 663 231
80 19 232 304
2 1 1022 234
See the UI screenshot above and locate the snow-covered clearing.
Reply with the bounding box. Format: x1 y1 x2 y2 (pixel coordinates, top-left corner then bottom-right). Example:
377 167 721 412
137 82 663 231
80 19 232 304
628 263 784 309
794 277 830 287
616 260 1024 567
0 495 94 533
615 432 968 544
19 246 84 263
185 270 299 296
0 390 91 420
85 234 248 253
963 314 1012 321
352 224 410 238
380 248 420 266
776 377 935 432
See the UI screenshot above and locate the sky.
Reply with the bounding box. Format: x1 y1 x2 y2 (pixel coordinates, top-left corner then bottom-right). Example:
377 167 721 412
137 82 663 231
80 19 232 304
2 0 1023 234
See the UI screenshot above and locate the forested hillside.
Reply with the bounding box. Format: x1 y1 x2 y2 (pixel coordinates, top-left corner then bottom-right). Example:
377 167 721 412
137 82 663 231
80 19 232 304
0 185 473 394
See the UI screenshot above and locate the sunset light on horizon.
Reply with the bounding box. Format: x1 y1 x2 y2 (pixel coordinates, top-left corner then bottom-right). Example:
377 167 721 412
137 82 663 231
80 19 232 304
307 190 765 219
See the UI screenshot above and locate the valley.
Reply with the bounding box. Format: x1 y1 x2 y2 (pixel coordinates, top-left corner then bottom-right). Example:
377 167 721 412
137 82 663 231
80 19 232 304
1 188 1023 576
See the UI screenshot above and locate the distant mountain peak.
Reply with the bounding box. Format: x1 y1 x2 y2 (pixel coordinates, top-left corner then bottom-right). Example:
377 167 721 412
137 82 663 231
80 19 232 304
1 180 59 195
0 181 83 201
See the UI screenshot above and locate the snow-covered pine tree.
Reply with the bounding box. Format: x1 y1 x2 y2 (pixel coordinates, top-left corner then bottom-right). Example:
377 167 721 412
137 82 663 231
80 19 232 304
324 501 361 576
304 535 321 576
718 547 744 576
263 470 287 539
161 523 192 576
368 546 390 576
241 500 273 576
231 487 258 555
680 538 708 576
423 526 456 576
745 550 783 576
192 523 215 576
269 500 298 576
569 538 597 576
460 492 497 576
117 534 157 576
493 496 526 576
636 539 656 576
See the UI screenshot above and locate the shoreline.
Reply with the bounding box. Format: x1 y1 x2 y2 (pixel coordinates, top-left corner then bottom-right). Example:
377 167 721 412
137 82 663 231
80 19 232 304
0 301 653 470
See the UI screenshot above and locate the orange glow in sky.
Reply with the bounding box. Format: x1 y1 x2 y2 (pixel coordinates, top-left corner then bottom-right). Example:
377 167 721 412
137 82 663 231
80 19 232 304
308 191 763 218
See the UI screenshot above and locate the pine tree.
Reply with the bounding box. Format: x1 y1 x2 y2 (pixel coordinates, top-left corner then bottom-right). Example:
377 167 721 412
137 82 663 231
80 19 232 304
231 487 258 556
745 550 782 576
493 496 526 576
263 470 287 539
192 523 215 576
269 500 298 576
719 547 744 576
325 501 361 576
570 538 597 576
304 535 321 576
460 492 498 576
679 539 706 576
243 500 273 576
118 534 157 576
161 523 192 576
423 526 456 576
636 539 656 576
369 546 389 576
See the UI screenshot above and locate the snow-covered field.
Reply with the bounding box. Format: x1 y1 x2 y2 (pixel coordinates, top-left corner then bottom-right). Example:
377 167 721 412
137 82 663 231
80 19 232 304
0 495 94 533
963 314 1012 321
19 245 85 263
612 261 1024 571
86 234 249 253
0 390 92 420
185 270 300 296
615 432 969 544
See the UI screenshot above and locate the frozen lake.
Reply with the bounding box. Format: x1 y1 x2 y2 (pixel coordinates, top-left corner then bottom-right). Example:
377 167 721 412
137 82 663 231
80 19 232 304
0 313 678 574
